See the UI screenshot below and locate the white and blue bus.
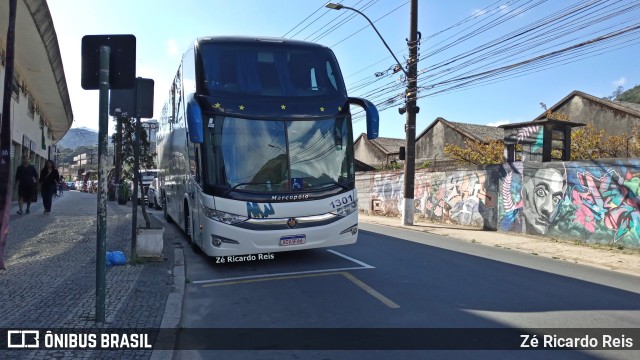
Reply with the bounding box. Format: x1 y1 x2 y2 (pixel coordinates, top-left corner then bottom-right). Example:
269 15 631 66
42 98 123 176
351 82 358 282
157 36 379 257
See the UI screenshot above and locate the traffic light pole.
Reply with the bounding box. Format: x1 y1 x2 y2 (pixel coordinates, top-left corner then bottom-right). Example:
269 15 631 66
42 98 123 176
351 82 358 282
402 0 419 226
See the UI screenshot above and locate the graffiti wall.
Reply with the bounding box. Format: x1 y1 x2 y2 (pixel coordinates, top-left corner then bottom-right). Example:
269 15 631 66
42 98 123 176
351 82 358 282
498 160 640 248
356 158 640 248
357 168 499 230
504 125 544 162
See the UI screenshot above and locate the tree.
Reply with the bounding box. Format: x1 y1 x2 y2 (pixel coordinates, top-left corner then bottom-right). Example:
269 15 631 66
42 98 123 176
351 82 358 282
111 118 156 231
569 124 639 160
616 84 640 103
444 139 505 165
445 124 639 165
112 117 155 181
603 86 625 101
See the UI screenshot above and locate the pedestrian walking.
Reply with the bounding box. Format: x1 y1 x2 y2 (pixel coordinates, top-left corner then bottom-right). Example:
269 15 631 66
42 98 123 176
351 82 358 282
14 155 38 215
56 174 64 196
39 160 60 214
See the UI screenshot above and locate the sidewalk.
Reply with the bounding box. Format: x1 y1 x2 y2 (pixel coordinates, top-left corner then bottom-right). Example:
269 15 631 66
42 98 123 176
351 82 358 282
0 191 182 360
358 213 640 277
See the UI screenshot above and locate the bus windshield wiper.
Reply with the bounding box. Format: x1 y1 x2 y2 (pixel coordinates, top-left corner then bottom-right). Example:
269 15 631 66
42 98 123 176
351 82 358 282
320 179 354 191
223 182 272 196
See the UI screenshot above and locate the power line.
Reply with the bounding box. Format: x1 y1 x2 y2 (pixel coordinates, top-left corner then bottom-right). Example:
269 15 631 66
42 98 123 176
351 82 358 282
282 2 327 38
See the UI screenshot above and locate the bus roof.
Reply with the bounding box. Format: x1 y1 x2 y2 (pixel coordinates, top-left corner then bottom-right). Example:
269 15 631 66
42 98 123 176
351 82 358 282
196 36 329 50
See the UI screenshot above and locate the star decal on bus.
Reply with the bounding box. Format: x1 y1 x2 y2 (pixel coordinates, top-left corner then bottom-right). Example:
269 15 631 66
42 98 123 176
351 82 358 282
239 105 245 110
213 103 221 109
281 104 286 110
320 107 325 112
338 106 342 111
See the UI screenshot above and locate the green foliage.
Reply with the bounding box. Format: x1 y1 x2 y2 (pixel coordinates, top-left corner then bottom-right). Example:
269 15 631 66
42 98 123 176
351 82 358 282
118 180 130 199
603 86 625 101
418 161 431 169
616 84 640 103
112 118 156 181
444 139 504 165
570 124 639 160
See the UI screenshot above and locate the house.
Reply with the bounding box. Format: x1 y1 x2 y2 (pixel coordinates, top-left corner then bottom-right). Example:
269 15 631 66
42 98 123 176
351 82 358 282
0 0 73 187
534 90 640 136
354 133 405 169
415 117 504 166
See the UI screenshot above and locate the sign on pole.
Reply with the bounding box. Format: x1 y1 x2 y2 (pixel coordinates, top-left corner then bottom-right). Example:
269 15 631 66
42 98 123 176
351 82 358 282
81 34 136 323
81 35 136 90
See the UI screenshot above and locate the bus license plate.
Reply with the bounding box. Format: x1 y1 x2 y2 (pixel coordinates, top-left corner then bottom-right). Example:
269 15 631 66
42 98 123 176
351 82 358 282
280 235 306 246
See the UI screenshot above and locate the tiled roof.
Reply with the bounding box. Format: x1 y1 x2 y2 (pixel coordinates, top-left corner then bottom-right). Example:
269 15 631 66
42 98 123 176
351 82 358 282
447 121 504 142
371 137 405 154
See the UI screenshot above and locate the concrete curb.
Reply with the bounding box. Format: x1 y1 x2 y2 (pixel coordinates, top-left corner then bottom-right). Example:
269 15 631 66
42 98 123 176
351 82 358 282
150 245 185 360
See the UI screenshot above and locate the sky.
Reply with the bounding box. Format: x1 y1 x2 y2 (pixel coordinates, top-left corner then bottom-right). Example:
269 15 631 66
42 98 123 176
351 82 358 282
47 0 640 140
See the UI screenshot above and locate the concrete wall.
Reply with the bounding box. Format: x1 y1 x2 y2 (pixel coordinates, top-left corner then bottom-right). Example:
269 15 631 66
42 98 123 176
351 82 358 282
357 158 640 249
357 166 499 230
561 96 640 136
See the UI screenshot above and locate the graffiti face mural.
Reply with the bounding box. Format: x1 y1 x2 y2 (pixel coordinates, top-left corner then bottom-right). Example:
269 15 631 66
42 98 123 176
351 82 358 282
522 168 566 234
359 159 640 248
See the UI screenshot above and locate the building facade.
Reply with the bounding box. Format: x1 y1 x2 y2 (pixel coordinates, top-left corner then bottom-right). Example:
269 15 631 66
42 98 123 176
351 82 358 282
415 117 504 167
534 90 640 136
0 0 73 191
353 133 405 169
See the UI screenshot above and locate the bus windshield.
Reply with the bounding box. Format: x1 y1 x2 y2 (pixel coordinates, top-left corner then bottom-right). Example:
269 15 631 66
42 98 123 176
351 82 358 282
205 116 354 193
199 42 346 98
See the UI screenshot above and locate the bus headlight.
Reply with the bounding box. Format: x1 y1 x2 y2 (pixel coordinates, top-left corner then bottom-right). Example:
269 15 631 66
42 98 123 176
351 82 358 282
331 200 358 217
201 205 248 225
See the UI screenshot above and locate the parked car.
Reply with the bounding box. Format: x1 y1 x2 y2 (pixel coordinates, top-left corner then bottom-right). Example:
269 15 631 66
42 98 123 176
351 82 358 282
66 181 76 190
147 177 162 209
131 169 158 204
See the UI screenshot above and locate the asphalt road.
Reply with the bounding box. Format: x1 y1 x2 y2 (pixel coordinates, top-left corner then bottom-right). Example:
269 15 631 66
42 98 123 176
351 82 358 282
149 208 640 360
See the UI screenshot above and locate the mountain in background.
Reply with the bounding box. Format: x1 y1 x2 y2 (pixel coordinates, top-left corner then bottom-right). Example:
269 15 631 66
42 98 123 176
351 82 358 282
617 84 640 103
57 127 98 149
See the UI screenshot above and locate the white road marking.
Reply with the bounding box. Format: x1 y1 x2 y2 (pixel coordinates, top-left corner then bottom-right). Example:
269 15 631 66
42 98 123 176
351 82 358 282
326 249 375 269
192 266 372 285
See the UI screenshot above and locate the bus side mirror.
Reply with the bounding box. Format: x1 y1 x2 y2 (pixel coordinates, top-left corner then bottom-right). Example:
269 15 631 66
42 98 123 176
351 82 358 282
348 97 378 139
187 95 204 143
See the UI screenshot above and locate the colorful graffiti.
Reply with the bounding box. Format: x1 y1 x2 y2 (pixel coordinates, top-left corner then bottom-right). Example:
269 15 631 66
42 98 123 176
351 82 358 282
365 169 498 229
504 125 544 162
500 164 566 235
570 169 640 242
358 159 640 247
498 161 640 247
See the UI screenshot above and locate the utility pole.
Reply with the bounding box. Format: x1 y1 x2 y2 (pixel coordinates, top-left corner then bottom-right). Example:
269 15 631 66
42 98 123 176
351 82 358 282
402 0 419 226
326 0 420 226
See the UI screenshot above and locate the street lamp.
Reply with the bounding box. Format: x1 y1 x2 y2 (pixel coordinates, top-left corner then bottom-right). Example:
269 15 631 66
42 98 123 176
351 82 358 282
326 1 419 226
325 3 408 78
